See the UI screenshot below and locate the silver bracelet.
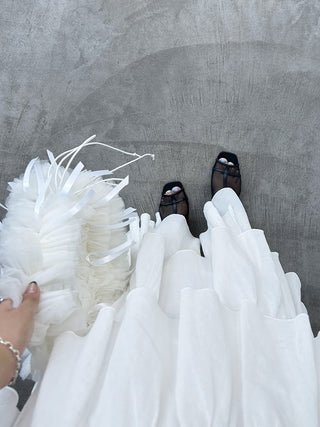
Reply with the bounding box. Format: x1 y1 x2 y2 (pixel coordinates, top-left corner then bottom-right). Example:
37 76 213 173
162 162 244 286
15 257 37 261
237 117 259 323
0 337 21 385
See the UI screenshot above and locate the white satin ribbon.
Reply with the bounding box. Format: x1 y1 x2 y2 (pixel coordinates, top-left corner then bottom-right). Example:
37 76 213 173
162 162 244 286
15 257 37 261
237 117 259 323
49 190 95 226
33 162 52 215
34 162 45 190
46 150 56 165
34 178 51 216
88 215 138 230
89 170 112 177
23 158 39 189
121 207 136 218
61 161 84 194
94 176 129 207
86 239 133 266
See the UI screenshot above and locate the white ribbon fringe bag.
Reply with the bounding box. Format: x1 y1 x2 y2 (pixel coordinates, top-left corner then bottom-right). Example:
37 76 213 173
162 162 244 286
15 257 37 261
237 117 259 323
0 135 154 374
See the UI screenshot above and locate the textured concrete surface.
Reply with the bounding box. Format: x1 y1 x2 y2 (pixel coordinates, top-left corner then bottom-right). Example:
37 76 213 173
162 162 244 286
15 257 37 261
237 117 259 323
1 0 320 330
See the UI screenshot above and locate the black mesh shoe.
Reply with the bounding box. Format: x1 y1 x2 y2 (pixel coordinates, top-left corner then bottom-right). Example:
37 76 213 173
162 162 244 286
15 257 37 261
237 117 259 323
159 181 189 220
211 152 241 197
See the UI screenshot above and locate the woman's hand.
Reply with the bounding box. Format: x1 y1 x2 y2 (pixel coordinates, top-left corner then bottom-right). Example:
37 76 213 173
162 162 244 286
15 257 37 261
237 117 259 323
0 282 40 388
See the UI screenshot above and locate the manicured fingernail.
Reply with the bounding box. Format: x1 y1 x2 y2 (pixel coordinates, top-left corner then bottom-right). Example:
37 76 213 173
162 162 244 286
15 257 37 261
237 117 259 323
27 282 38 293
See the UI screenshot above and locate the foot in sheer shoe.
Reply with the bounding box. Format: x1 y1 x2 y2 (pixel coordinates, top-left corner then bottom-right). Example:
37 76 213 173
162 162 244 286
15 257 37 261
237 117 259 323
159 181 189 220
211 152 241 197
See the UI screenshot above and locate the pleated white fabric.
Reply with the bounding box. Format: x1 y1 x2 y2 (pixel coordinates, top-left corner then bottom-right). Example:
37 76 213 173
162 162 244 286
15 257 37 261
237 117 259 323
7 188 320 426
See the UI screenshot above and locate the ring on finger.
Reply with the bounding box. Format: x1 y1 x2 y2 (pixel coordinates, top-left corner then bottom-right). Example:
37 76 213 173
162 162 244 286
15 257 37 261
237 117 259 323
0 297 6 304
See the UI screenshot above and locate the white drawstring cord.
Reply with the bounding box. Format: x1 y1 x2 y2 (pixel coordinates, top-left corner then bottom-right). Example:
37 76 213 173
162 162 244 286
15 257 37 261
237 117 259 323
84 140 141 157
47 135 155 193
74 152 155 195
110 152 155 174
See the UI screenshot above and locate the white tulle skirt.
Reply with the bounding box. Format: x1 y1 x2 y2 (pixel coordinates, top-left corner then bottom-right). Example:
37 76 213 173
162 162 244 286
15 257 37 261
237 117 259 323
3 188 320 426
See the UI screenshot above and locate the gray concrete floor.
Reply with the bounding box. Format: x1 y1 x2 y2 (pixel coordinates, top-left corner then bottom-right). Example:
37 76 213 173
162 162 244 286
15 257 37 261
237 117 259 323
1 0 320 331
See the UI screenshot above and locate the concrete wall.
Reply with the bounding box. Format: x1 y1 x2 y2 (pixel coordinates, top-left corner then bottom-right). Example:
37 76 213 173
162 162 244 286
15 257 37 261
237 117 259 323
1 0 320 330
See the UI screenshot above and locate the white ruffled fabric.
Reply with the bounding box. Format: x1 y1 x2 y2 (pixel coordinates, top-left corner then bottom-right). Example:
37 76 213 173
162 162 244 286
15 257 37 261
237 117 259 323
7 188 320 427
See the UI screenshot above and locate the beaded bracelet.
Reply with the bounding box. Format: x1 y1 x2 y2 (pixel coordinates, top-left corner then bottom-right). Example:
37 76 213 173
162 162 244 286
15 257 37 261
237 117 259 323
0 337 21 385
